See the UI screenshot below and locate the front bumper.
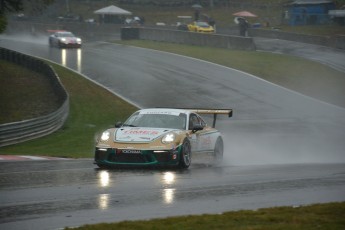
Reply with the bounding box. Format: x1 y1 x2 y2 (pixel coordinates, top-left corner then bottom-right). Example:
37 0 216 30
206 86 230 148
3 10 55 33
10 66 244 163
94 147 181 167
197 30 214 33
59 41 82 48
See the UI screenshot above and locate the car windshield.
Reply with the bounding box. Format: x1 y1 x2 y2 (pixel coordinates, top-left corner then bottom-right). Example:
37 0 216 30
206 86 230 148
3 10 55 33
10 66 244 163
196 21 210 27
123 112 187 130
57 32 74 37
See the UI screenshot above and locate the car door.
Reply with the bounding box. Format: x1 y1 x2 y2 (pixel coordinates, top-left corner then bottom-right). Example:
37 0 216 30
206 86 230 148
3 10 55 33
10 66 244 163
188 113 213 152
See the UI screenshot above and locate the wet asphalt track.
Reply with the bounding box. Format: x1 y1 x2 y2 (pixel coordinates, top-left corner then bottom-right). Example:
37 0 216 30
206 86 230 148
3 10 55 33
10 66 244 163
0 35 345 229
1 160 345 230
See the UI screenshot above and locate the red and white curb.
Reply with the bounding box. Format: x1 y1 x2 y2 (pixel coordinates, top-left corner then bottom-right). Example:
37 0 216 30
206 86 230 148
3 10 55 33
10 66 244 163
0 155 70 161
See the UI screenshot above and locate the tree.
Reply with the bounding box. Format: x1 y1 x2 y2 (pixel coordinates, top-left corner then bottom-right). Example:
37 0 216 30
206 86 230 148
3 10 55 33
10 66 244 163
0 0 53 33
334 0 345 7
0 0 22 14
23 0 54 16
0 0 23 33
0 12 6 32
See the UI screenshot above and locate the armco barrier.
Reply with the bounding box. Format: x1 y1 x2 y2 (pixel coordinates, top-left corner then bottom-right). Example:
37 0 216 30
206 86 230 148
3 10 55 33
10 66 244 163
6 20 123 42
0 47 69 147
137 27 256 50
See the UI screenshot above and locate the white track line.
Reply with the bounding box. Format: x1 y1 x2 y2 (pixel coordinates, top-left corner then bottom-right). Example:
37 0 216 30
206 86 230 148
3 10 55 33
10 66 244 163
0 155 69 161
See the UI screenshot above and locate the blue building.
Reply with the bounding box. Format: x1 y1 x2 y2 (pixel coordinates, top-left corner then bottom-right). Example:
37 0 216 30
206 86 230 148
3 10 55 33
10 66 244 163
287 0 336 25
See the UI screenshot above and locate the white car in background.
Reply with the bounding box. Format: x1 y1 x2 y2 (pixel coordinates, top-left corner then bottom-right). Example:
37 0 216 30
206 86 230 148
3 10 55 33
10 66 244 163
48 30 82 48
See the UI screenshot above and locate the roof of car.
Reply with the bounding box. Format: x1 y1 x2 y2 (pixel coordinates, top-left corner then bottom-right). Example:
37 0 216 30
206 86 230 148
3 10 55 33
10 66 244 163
137 108 233 118
138 108 192 115
56 31 73 34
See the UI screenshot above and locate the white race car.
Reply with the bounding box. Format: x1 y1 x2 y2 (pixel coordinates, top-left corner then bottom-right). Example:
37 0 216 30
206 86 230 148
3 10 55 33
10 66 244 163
48 30 82 48
94 108 232 168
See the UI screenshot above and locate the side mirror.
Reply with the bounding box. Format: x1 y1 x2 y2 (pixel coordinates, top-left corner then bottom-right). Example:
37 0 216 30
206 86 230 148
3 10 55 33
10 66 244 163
115 121 122 128
192 124 203 133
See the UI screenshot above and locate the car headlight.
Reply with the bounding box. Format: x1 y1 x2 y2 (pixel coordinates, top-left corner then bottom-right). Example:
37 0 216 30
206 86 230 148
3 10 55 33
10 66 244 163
61 38 66 42
76 38 82 43
100 131 110 141
162 133 175 144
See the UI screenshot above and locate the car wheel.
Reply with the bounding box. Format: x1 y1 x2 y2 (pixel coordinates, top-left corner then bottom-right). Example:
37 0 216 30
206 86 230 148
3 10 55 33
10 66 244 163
213 137 224 164
179 139 191 168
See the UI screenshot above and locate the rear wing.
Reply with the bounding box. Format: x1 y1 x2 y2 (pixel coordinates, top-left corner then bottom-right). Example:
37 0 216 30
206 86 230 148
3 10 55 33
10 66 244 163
188 109 233 128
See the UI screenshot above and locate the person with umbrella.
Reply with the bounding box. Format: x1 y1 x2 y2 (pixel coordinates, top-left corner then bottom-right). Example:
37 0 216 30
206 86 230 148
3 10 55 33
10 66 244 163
192 4 202 21
233 11 257 37
235 17 249 37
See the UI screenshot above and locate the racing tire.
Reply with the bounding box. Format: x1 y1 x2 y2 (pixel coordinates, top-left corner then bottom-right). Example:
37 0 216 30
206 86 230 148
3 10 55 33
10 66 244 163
178 139 191 169
213 137 224 164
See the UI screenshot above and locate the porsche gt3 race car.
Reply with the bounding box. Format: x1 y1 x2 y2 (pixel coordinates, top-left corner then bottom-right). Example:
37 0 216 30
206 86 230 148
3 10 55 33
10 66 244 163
48 30 82 48
188 21 215 33
94 108 232 169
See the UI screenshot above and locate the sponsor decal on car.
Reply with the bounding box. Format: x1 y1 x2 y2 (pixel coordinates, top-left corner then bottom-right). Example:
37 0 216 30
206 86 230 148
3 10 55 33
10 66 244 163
121 149 141 154
123 129 160 135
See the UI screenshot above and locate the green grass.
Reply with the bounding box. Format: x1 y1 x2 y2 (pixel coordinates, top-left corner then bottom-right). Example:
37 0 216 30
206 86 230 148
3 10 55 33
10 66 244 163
0 60 61 123
65 202 345 230
0 62 137 158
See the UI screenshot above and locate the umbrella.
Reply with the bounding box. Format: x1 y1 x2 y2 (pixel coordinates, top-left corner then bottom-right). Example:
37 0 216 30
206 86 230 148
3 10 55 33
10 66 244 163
192 4 202 9
232 11 257 17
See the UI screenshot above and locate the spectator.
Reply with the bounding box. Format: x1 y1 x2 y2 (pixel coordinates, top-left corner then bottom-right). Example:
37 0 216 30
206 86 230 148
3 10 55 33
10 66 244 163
194 10 200 21
238 17 249 37
208 17 216 32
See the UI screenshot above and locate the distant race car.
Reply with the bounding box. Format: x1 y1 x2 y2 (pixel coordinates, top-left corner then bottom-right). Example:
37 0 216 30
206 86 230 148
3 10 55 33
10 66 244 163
48 30 82 48
94 108 232 169
188 21 215 33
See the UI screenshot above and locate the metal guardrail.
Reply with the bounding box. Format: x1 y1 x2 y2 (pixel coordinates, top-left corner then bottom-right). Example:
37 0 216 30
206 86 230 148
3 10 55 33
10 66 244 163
0 47 69 147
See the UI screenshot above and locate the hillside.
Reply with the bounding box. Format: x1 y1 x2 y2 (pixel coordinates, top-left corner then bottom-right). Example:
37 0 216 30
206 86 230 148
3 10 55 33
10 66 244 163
40 0 344 35
0 60 61 124
45 0 284 27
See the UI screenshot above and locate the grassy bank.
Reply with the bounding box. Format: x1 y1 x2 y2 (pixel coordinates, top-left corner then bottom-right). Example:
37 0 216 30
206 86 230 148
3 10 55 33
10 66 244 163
0 62 137 158
65 202 345 230
0 60 61 123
